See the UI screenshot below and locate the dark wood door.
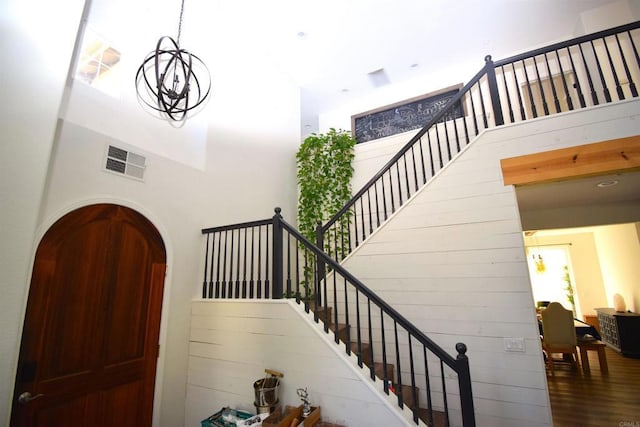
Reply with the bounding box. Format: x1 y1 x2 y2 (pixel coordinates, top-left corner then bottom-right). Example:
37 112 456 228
11 204 166 427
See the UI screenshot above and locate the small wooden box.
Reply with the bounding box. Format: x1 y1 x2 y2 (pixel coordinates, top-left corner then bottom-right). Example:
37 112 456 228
262 405 320 427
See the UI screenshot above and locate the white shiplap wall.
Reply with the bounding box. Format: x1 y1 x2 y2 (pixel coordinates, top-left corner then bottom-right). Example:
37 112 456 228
341 98 640 427
186 300 420 426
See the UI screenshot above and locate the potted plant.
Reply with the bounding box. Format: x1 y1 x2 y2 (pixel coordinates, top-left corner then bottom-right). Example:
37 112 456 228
295 128 355 299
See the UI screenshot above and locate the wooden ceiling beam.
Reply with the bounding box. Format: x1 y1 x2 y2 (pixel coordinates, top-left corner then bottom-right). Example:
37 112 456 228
500 135 640 186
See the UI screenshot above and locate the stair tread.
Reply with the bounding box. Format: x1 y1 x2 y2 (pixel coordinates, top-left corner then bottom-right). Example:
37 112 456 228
416 407 448 427
393 383 419 409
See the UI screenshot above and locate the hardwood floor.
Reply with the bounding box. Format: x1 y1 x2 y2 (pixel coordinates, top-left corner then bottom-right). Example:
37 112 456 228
546 346 640 426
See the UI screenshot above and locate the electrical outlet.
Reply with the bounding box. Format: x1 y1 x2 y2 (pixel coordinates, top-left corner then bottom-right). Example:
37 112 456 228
504 337 526 352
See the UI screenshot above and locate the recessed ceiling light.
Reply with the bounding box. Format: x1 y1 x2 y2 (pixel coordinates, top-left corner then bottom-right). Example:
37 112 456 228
341 88 349 93
410 63 419 68
596 179 619 188
297 31 307 38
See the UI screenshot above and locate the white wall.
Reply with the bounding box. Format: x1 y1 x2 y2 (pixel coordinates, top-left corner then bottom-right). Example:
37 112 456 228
593 224 640 312
0 0 85 424
524 231 608 318
186 300 416 427
40 81 300 427
2 2 302 427
339 99 640 426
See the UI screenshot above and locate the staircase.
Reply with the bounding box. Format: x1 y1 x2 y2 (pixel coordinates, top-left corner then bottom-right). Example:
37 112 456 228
200 22 640 427
312 305 446 427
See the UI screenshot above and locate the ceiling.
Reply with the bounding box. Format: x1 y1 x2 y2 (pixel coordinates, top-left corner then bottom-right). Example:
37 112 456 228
86 0 624 133
515 170 640 233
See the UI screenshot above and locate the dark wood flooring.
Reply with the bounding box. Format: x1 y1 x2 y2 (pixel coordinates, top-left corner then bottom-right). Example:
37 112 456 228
546 346 640 426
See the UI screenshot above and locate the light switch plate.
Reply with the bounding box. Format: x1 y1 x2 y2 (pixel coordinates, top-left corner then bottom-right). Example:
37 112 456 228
504 337 526 352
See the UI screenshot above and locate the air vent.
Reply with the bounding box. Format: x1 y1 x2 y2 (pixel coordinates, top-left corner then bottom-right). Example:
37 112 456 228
105 145 146 180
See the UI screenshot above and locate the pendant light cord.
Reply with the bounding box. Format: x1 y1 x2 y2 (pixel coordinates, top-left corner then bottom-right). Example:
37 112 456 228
176 0 185 46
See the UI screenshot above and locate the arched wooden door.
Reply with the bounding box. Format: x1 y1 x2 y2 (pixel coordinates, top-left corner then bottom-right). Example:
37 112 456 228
11 204 166 427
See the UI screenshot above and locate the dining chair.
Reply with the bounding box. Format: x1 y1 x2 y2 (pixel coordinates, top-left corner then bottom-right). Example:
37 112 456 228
541 302 580 373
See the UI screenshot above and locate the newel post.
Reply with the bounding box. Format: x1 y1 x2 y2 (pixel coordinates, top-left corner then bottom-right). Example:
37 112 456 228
456 343 476 426
315 221 325 306
484 55 504 126
272 207 283 299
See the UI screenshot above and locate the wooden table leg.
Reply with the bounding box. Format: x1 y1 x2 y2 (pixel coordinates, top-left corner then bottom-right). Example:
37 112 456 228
579 346 590 374
597 346 609 374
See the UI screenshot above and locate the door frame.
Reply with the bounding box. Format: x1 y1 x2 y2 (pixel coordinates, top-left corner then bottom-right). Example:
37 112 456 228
13 199 172 425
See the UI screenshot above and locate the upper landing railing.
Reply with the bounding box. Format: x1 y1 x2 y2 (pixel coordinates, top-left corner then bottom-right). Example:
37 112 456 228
319 21 640 261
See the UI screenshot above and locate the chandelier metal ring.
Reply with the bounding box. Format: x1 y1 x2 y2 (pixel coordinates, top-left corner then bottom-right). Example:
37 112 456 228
135 36 211 121
134 0 210 122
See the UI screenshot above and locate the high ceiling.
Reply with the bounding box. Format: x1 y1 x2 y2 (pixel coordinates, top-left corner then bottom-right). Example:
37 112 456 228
87 0 624 132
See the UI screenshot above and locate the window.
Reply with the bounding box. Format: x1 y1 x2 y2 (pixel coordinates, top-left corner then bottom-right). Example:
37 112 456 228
75 27 121 97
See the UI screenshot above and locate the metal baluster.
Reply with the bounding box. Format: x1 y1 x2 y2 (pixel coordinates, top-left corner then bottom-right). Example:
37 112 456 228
435 124 444 169
477 79 489 128
249 226 255 298
242 228 248 298
408 335 418 424
367 299 375 380
603 35 625 100
394 321 403 408
579 43 599 105
567 46 587 108
228 228 235 298
543 52 561 112
460 96 470 144
343 274 350 356
380 307 388 393
202 233 210 298
359 198 366 243
221 230 228 298
265 224 270 298
500 65 515 123
367 188 373 235
418 137 427 185
616 33 638 97
215 232 222 298
389 169 396 214
468 83 479 135
591 39 612 102
403 153 411 202
522 59 538 117
452 111 461 153
443 119 452 161
234 229 240 298
532 56 549 115
381 174 388 221
294 239 300 300
355 289 362 368
409 145 418 193
423 347 434 427
427 130 435 177
625 30 640 97
510 63 527 120
396 161 403 207
440 360 449 427
257 226 262 298
285 232 291 297
555 49 574 111
374 181 381 227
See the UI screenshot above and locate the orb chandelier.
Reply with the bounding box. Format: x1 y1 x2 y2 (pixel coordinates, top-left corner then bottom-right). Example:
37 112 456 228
135 0 211 121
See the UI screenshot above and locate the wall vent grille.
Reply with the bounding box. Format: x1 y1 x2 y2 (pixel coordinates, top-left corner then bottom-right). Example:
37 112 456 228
105 145 146 180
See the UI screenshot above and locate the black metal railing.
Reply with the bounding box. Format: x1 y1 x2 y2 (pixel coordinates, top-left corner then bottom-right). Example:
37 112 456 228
320 21 640 261
202 208 475 426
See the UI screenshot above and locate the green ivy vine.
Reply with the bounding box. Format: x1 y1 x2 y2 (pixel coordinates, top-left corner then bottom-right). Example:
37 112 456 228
296 128 355 295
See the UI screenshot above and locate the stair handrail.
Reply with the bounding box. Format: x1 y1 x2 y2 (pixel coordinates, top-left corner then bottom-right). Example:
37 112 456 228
201 208 476 425
320 20 640 258
277 212 476 426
